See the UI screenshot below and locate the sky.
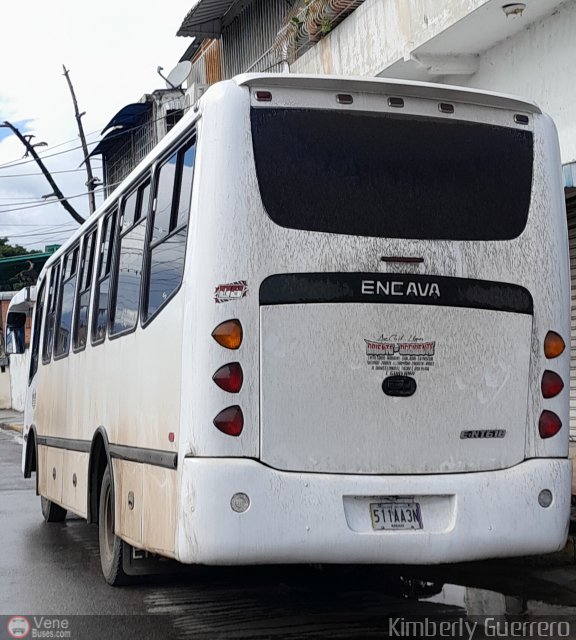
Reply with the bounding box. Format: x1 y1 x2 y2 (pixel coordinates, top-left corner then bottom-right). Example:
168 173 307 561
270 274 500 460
0 0 196 251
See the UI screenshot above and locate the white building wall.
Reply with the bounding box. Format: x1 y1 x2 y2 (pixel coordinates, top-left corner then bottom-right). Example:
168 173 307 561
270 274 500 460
9 354 28 412
291 0 490 77
444 0 576 163
0 368 10 409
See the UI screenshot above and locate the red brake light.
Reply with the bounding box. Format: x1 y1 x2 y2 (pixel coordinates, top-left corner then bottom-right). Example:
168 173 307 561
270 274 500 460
213 406 244 436
212 363 243 393
255 91 272 102
544 331 565 358
541 370 564 399
539 410 562 439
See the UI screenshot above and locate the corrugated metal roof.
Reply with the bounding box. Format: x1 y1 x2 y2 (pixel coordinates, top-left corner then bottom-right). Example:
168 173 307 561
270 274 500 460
177 0 247 38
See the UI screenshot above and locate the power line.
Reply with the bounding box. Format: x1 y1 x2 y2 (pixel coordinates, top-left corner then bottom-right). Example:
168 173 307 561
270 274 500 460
0 182 120 213
0 167 102 178
0 187 108 208
0 141 98 169
0 107 187 170
6 227 77 240
2 222 77 228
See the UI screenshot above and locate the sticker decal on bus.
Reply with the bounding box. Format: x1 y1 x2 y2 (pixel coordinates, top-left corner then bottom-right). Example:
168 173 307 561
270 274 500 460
365 335 436 375
214 280 248 303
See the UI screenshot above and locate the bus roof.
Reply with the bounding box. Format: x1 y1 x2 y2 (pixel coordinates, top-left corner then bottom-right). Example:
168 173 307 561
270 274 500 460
234 73 541 115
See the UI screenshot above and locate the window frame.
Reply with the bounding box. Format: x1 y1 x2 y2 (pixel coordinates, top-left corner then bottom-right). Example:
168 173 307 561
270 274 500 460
108 177 151 341
91 208 118 347
42 262 61 365
73 227 98 353
53 243 80 361
29 277 46 383
141 133 196 329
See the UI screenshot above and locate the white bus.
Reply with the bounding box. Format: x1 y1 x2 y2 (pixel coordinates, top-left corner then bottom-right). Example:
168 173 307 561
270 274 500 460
22 74 571 585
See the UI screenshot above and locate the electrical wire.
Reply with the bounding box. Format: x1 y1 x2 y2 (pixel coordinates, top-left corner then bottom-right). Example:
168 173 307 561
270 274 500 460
0 167 102 178
0 107 187 170
0 180 122 214
0 188 107 208
5 227 78 240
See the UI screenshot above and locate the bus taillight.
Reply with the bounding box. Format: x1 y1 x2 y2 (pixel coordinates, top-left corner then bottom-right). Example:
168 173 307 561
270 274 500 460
539 410 562 439
212 320 243 350
541 370 564 399
544 331 565 358
213 363 243 393
213 406 244 437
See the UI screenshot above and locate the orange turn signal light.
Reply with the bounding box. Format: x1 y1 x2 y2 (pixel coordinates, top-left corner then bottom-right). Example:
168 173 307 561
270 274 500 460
544 331 565 359
212 320 243 350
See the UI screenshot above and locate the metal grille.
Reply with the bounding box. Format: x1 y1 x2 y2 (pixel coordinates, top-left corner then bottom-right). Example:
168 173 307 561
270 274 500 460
190 39 223 86
222 0 291 76
185 0 367 81
104 112 157 195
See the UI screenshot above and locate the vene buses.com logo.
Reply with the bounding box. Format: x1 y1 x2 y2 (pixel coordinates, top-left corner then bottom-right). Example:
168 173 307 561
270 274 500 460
7 616 30 639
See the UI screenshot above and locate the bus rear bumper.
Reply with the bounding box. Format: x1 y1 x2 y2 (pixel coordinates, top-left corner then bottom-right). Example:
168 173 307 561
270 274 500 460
176 457 571 565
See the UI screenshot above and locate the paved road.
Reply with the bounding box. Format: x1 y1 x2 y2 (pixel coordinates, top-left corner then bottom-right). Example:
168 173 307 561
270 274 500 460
1 428 576 640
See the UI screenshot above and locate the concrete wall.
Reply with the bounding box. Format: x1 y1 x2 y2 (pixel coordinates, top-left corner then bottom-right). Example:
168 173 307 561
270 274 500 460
0 367 10 409
444 0 576 164
292 0 490 77
9 354 28 412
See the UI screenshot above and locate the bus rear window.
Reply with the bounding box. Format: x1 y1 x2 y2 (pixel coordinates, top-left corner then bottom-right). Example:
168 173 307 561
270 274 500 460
250 108 533 241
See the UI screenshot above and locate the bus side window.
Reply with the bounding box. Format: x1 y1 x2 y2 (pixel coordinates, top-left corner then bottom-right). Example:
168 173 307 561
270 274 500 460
29 279 46 383
54 245 79 358
74 229 96 351
92 209 118 345
42 264 61 364
110 179 150 336
144 138 196 322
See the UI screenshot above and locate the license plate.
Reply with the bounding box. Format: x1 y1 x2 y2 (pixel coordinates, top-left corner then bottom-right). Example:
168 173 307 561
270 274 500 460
369 502 423 530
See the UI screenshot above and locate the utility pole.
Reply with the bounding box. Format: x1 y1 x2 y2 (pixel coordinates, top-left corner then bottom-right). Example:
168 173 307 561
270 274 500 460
1 121 86 225
62 64 97 215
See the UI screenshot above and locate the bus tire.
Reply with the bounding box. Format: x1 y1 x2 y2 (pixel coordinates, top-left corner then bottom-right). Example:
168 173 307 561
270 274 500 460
98 467 129 586
41 496 67 522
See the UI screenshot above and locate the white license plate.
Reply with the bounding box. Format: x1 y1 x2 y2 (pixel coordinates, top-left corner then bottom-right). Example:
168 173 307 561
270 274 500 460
369 502 423 530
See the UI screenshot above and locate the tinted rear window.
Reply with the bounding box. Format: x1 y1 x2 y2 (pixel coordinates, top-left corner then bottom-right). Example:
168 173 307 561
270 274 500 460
250 108 533 241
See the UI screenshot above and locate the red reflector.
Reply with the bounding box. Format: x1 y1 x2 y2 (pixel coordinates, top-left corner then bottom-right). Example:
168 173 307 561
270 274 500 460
212 362 243 393
541 370 564 399
255 91 272 102
168 432 175 443
213 406 244 437
336 93 353 105
539 410 562 439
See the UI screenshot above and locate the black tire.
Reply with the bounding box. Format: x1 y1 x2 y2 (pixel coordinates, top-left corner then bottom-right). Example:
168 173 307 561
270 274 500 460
41 496 67 522
98 467 129 586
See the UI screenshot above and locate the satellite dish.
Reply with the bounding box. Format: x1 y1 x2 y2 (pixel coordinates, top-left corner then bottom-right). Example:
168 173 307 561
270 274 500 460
165 61 192 89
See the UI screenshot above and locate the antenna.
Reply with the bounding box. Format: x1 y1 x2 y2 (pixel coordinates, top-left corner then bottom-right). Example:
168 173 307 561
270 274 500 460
157 61 192 89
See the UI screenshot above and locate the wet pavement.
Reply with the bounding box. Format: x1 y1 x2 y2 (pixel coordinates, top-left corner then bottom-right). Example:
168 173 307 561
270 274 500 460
1 427 576 639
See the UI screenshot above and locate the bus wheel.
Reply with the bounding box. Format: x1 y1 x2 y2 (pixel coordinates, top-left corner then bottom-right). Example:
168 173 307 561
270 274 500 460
98 467 129 586
41 496 67 522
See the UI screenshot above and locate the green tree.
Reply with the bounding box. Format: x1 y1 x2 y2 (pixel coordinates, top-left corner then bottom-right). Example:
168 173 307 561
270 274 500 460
0 237 39 259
